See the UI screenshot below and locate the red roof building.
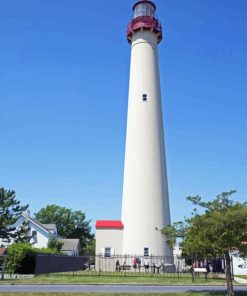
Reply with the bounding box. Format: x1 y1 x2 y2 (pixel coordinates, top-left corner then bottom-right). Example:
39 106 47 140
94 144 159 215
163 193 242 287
95 220 124 229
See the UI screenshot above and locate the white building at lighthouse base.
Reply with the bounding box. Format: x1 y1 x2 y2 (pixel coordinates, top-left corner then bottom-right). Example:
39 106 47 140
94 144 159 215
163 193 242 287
95 220 174 272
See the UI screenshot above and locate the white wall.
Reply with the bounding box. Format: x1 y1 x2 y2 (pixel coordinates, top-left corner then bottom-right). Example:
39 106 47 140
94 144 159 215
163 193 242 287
95 228 123 272
95 228 123 256
231 251 247 276
28 220 50 249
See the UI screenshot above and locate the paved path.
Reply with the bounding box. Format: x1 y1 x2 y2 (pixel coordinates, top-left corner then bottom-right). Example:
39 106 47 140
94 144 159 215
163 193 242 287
0 285 247 294
234 277 247 284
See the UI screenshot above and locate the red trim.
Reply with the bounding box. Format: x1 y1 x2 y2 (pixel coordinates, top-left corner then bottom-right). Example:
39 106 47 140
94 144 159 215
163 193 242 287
95 220 124 229
127 15 162 44
133 0 156 11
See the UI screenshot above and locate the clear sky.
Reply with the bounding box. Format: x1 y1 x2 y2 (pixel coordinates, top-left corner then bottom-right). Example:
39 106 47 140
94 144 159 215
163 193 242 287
1 0 246 230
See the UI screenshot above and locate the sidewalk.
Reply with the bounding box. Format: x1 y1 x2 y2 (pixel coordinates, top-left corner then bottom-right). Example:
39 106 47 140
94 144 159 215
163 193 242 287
1 274 34 280
234 276 247 284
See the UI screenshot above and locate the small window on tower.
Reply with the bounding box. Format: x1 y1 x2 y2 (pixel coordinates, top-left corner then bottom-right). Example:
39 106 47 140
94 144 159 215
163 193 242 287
143 94 148 101
144 247 150 257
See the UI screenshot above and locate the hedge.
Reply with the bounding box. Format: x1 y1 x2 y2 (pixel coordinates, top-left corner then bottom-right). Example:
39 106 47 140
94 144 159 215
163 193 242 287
5 243 59 274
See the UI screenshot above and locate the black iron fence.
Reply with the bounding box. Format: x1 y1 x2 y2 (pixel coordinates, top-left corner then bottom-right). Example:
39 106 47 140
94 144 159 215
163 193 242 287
93 254 226 276
40 254 228 280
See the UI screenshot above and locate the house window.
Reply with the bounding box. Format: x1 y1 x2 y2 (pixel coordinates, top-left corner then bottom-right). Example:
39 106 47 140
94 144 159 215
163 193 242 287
143 94 148 101
144 247 149 257
32 230 37 242
104 247 111 258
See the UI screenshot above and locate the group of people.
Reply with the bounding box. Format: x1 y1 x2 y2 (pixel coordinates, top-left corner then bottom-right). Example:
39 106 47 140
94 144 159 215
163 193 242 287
115 258 165 273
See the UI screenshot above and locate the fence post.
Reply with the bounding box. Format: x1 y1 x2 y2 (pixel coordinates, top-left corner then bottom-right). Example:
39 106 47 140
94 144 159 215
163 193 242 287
191 256 195 283
230 256 234 281
124 255 127 277
98 255 101 276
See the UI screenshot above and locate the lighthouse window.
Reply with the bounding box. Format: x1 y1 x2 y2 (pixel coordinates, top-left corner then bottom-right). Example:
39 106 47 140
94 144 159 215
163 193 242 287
144 247 150 257
143 94 148 101
134 3 155 18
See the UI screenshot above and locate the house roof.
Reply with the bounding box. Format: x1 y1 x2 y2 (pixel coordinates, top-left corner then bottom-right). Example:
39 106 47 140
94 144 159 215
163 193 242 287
61 239 81 251
42 224 57 231
22 214 56 234
95 220 124 229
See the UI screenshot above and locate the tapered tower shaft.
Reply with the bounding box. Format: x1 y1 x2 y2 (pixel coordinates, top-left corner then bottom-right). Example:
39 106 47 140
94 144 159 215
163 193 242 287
121 0 171 257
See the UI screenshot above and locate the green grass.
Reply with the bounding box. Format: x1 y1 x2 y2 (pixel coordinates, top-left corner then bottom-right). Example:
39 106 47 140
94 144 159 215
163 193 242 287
1 274 225 285
0 293 246 296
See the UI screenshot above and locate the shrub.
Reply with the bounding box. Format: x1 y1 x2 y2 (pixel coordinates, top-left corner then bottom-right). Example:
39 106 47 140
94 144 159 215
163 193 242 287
5 243 59 275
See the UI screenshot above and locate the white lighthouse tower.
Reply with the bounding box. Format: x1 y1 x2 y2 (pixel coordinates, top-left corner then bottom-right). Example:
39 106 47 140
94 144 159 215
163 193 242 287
121 0 172 257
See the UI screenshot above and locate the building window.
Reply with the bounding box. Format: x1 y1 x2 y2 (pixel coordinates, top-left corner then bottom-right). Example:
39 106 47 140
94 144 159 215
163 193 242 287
32 230 37 242
143 94 148 101
144 247 149 257
104 247 111 258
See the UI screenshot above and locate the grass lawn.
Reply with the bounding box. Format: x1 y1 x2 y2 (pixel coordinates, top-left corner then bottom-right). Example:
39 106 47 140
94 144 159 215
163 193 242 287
0 293 246 296
1 274 226 285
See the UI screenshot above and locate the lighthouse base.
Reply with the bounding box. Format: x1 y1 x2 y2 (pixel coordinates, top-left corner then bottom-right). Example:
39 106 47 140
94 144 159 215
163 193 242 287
95 220 174 272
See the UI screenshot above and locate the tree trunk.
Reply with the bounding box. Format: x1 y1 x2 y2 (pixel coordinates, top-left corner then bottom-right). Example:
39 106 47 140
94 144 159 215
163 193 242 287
225 252 234 296
191 256 195 283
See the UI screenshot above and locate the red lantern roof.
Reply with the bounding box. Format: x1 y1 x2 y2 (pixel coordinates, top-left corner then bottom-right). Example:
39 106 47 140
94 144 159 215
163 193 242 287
95 220 124 229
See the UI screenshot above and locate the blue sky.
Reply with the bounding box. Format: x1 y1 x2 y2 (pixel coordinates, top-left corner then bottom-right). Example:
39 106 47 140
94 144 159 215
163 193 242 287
0 0 246 229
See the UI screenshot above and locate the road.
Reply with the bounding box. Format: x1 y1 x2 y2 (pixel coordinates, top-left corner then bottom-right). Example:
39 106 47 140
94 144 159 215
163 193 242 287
0 285 246 293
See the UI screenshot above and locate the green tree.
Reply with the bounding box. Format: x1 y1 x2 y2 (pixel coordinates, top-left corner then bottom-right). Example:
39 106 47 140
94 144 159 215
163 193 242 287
84 239 95 256
14 220 31 244
47 237 64 252
0 187 31 244
161 191 247 296
34 205 94 252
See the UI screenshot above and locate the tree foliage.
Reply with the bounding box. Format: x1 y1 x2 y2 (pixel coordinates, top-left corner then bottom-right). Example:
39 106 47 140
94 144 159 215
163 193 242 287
0 187 31 244
161 191 247 296
34 205 94 252
84 239 96 256
47 237 64 252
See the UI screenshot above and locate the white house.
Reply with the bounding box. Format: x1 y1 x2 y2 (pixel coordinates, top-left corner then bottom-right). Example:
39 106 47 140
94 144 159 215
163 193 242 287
0 212 84 257
95 220 124 257
0 212 57 249
95 220 124 271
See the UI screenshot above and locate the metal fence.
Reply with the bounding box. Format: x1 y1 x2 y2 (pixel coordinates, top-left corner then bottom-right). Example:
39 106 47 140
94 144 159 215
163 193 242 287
1 252 229 280
47 254 227 279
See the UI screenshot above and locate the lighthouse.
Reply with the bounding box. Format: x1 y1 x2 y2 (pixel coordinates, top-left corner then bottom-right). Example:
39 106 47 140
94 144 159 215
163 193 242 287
95 0 172 262
121 0 172 257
